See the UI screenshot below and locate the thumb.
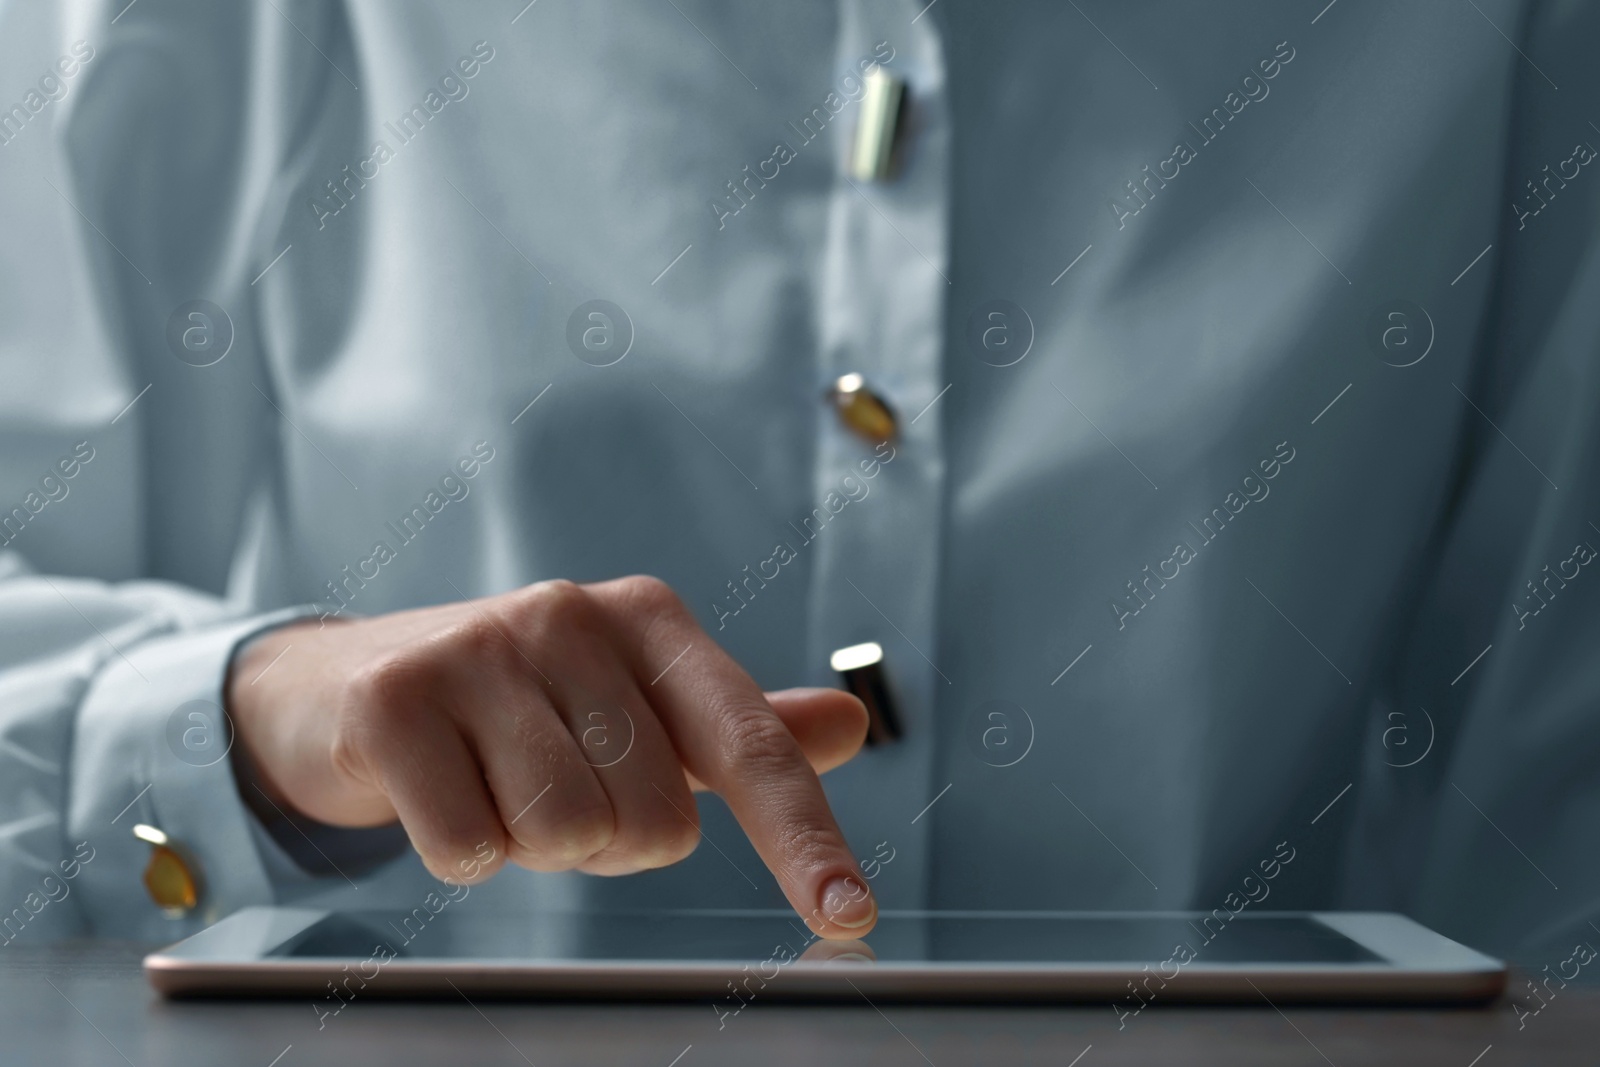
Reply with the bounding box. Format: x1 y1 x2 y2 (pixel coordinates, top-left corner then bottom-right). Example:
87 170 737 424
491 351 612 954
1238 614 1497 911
764 687 870 775
684 687 868 792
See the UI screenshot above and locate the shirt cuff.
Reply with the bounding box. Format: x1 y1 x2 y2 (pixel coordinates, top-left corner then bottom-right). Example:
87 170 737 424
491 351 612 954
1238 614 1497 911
66 606 320 942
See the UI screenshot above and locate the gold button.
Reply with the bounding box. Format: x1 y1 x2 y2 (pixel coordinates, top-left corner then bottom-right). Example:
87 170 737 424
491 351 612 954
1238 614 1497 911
828 374 897 445
134 824 201 917
849 69 906 182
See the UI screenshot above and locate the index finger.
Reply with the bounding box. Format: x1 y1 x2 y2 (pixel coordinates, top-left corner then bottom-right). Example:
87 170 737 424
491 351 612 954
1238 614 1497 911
591 576 877 939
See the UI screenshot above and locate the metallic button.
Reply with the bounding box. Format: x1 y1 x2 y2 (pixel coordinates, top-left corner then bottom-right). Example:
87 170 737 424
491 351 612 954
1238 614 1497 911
849 69 906 182
830 641 902 745
133 824 201 918
828 373 897 446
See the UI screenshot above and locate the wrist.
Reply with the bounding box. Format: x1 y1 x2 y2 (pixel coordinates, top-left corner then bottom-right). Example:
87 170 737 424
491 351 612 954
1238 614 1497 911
225 618 337 823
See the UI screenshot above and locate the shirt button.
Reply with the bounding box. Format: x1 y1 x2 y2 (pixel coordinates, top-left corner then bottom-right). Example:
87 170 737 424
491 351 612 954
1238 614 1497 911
828 373 897 446
830 641 903 745
134 823 202 917
849 69 906 182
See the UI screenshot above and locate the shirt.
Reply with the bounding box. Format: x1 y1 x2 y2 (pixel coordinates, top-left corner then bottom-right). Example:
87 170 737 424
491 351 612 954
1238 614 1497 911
1 0 1597 970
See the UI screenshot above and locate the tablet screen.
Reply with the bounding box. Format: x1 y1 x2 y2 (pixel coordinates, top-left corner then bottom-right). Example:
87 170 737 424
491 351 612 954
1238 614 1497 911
266 911 1382 966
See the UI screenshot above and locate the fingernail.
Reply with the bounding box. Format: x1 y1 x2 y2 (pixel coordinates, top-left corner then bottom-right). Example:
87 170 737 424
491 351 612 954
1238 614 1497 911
819 875 876 929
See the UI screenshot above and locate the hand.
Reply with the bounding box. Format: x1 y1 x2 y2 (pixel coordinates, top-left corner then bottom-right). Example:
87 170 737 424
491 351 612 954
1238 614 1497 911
227 576 877 937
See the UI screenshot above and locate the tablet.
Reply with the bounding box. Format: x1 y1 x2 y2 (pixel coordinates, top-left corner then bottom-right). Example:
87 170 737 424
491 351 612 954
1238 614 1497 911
144 907 1506 1003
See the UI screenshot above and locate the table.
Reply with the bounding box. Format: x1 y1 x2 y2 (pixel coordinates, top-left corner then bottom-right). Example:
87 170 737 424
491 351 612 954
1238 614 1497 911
5 942 1594 1066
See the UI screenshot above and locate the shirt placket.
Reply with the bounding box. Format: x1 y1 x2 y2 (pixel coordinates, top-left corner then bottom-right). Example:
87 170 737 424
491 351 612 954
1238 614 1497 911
803 0 950 916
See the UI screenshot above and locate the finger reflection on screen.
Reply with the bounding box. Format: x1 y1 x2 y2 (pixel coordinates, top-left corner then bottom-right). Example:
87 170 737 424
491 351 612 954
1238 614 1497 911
799 938 876 964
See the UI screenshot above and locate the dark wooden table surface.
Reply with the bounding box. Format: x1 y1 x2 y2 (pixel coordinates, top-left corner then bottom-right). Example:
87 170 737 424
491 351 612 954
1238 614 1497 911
5 942 1594 1066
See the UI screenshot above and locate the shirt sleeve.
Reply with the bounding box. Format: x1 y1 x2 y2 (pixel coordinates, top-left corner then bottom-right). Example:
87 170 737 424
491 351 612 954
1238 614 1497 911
1340 0 1600 969
0 0 383 944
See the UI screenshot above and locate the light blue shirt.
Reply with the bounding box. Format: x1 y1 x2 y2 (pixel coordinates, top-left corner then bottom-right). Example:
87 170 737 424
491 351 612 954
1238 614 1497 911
1 0 1597 971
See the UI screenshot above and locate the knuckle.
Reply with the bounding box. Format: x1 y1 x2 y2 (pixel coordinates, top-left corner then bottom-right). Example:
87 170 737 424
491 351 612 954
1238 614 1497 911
503 776 616 865
716 705 801 776
597 811 700 872
775 817 841 868
620 574 682 614
346 651 434 711
333 655 435 777
552 804 617 862
507 579 606 649
439 612 522 675
523 578 593 624
327 713 373 784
